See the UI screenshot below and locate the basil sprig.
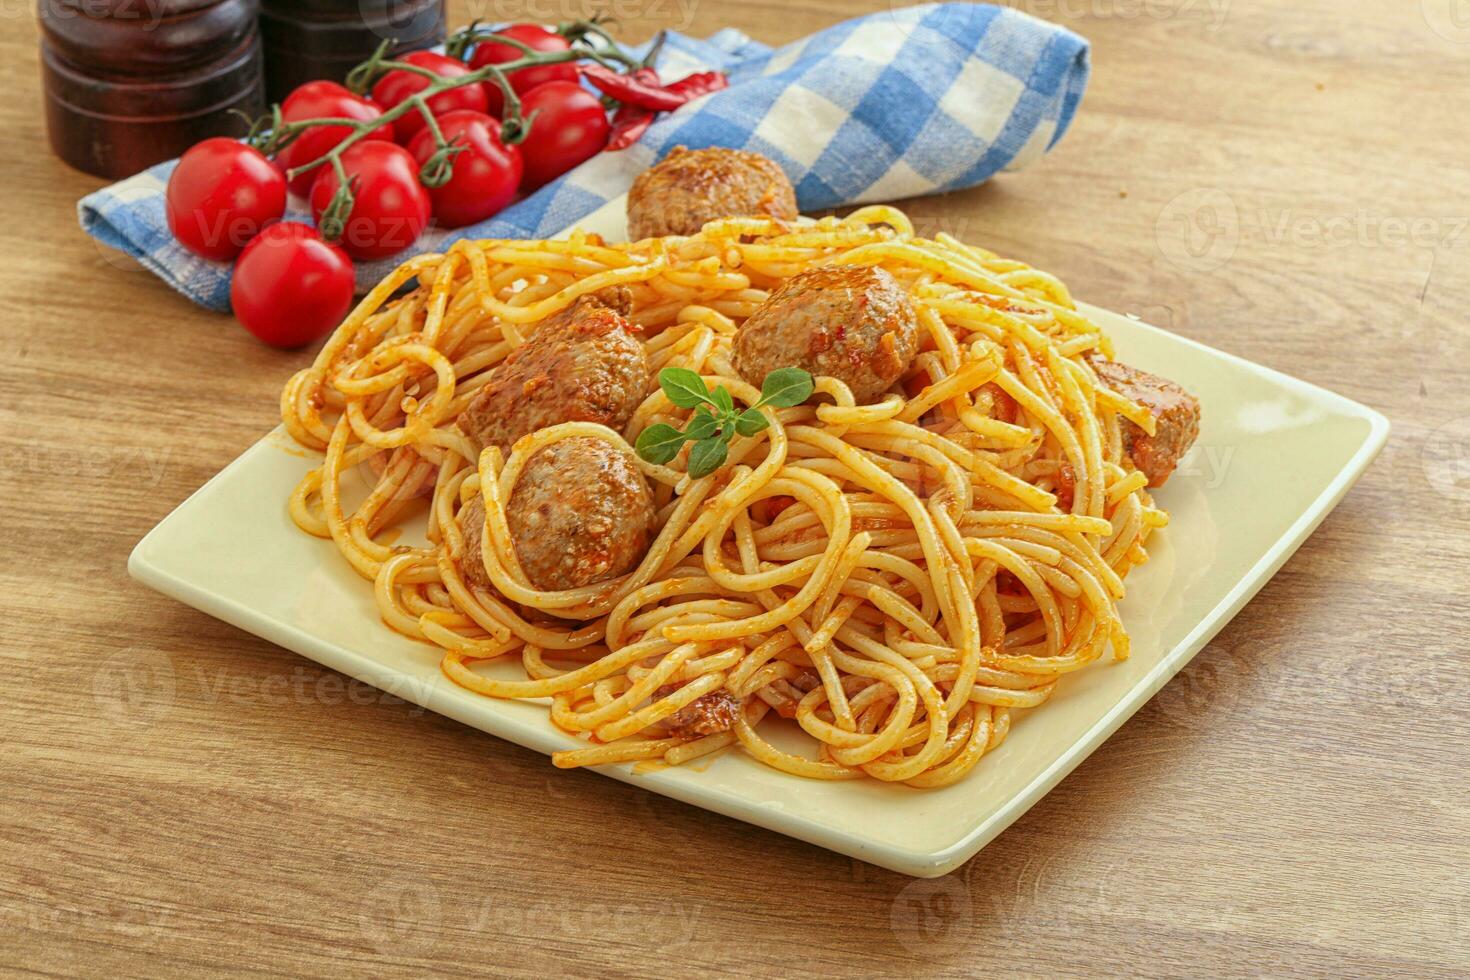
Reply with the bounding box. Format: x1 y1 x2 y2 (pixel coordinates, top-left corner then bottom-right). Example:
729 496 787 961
635 366 814 477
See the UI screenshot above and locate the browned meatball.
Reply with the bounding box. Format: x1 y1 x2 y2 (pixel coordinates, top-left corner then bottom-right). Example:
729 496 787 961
502 436 656 592
1087 356 1201 487
456 288 649 453
733 265 919 404
457 493 494 591
626 146 798 240
458 438 656 592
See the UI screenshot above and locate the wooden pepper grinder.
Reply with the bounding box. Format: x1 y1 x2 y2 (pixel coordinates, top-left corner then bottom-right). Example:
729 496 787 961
257 0 447 103
39 0 267 179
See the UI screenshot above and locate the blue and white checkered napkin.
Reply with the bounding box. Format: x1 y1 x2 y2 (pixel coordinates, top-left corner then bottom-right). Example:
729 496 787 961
78 3 1089 313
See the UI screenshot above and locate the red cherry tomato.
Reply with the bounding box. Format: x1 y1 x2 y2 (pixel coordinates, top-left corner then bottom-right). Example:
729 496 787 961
166 138 286 261
371 51 488 143
275 81 394 197
516 81 610 190
407 110 523 229
231 223 355 349
468 24 575 117
309 141 432 261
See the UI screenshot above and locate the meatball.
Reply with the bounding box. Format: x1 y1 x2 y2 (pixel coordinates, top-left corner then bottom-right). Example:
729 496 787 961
659 688 743 738
1087 356 1201 487
456 289 649 453
503 436 656 592
457 493 494 591
733 265 919 404
626 146 798 240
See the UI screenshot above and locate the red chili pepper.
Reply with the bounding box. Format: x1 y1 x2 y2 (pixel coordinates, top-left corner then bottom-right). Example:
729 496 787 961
598 70 729 152
664 70 729 100
606 105 656 151
581 64 687 112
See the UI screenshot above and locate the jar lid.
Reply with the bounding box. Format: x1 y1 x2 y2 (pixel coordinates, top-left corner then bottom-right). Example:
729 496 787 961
44 0 241 18
260 0 403 13
40 0 260 78
258 1 444 58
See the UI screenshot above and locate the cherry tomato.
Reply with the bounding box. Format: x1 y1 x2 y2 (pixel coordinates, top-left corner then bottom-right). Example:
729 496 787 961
468 24 575 117
275 81 395 197
407 110 523 229
166 138 286 261
371 51 488 143
231 223 355 349
309 141 432 260
516 81 610 190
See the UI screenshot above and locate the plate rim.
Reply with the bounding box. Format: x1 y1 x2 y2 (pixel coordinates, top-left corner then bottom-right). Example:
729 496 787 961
127 296 1391 881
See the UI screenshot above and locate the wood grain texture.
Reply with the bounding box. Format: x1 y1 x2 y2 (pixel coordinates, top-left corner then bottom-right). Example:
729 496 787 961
3 1 1468 976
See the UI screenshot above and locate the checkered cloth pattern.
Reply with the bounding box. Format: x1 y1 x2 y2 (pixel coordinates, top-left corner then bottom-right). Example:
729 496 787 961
77 3 1089 312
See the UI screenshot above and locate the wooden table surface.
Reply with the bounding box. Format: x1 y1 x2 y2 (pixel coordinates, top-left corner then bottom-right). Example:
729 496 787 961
5 1 1468 976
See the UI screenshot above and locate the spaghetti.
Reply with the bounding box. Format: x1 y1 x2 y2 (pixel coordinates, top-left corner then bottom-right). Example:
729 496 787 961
281 206 1172 788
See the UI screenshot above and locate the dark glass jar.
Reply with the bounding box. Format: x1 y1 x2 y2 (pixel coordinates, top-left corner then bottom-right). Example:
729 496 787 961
257 0 447 103
39 0 266 179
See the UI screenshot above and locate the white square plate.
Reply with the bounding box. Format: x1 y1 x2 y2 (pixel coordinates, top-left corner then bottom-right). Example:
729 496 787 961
129 199 1388 877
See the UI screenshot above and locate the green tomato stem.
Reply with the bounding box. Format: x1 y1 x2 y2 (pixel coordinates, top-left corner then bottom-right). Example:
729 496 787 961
269 37 637 187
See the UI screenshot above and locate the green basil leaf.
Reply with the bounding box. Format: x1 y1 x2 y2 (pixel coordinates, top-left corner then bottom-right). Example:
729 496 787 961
659 367 713 408
734 407 769 437
757 367 815 408
686 438 729 478
634 423 687 465
684 406 719 441
710 385 735 415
